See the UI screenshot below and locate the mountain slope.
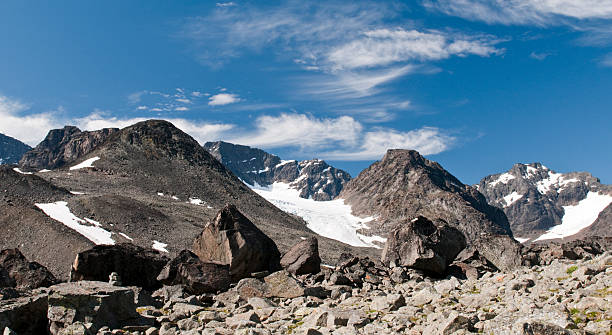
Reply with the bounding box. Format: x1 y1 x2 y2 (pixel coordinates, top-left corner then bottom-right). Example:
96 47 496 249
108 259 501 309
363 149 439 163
0 133 31 165
19 126 119 170
14 120 376 278
204 141 351 201
477 163 612 241
339 149 520 270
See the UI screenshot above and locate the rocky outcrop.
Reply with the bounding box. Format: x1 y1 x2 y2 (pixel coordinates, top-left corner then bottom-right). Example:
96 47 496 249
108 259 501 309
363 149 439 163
0 249 57 290
193 204 281 281
340 149 519 271
0 133 30 165
381 216 467 275
280 237 321 275
70 244 169 290
204 141 351 201
19 126 118 170
47 281 144 335
0 293 48 334
477 163 612 239
156 250 231 294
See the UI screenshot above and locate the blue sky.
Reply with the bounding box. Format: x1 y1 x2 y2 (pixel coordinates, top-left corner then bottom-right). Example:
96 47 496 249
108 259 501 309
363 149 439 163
1 1 611 184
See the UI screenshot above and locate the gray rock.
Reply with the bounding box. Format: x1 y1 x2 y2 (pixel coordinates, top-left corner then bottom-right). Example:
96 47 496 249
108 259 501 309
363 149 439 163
280 237 321 275
0 294 48 334
156 250 231 294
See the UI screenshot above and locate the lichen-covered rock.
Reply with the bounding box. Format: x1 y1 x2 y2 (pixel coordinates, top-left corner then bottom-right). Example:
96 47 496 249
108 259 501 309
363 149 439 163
280 237 321 275
47 281 142 335
192 204 281 282
156 250 230 294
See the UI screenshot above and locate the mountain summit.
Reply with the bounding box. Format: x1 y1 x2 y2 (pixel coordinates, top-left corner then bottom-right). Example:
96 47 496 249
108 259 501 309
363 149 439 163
478 163 612 241
339 149 520 270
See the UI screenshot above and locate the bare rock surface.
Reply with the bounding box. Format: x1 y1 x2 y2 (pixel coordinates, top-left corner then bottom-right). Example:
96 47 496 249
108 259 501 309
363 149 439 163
0 293 47 334
280 237 321 275
157 250 231 294
381 216 466 275
0 248 57 290
70 243 169 290
192 204 281 281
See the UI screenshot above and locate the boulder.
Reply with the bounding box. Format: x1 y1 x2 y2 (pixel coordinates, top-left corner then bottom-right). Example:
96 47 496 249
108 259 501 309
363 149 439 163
192 204 281 281
381 216 466 275
0 248 57 289
0 294 48 334
70 243 169 290
263 270 305 299
280 237 321 275
156 250 231 294
47 281 142 335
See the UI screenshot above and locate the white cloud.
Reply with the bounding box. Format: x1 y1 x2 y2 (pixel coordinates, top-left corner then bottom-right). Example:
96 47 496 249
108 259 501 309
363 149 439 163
208 93 241 106
601 52 612 66
216 2 237 7
174 107 189 111
328 29 501 70
320 127 454 160
0 96 62 146
424 0 612 25
530 51 552 60
137 106 148 110
176 98 192 104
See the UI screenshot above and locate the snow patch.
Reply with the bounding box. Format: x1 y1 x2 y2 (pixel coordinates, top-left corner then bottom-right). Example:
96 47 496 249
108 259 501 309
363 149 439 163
119 232 133 241
535 192 612 241
514 237 529 243
502 192 523 207
275 160 295 168
12 168 32 175
152 240 169 253
39 169 51 173
536 171 580 194
489 173 515 187
70 191 85 195
35 201 115 245
69 157 100 170
250 182 384 248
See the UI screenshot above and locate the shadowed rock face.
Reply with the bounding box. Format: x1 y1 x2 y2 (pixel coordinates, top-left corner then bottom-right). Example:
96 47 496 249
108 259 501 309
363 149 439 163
157 250 231 294
204 141 351 201
339 149 520 271
192 204 281 281
0 248 57 290
381 216 466 275
0 133 30 165
70 244 169 290
477 163 612 239
19 126 119 170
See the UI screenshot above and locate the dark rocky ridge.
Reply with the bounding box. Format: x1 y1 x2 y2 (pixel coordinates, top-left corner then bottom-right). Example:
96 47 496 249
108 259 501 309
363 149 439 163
0 133 30 165
339 149 520 270
204 141 351 201
477 163 612 239
19 125 119 170
8 120 377 280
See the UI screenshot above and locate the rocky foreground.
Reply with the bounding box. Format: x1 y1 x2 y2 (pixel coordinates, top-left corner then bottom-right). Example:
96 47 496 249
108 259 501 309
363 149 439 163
1 237 611 334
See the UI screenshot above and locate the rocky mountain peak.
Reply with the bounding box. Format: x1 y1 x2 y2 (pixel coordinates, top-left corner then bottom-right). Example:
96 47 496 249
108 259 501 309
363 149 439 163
19 125 119 171
478 163 612 240
0 133 31 165
203 141 351 201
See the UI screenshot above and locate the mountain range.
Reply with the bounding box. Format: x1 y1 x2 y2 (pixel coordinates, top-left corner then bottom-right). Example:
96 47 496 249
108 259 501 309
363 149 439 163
0 133 30 165
0 121 610 279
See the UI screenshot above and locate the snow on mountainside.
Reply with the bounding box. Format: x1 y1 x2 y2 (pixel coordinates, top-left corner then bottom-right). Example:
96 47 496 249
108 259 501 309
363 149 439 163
204 141 351 201
0 133 31 165
250 181 385 248
478 163 612 241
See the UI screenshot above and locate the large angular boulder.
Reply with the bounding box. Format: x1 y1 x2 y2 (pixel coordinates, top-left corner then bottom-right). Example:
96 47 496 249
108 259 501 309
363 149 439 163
280 237 321 275
0 294 48 334
192 204 281 281
70 243 169 290
47 281 142 335
156 250 231 294
381 216 467 275
0 248 57 290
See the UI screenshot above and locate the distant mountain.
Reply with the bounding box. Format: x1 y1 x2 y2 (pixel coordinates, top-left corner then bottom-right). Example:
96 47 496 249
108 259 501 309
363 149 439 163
19 126 119 171
2 121 376 279
0 133 31 165
339 149 521 271
477 163 612 241
204 141 351 201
